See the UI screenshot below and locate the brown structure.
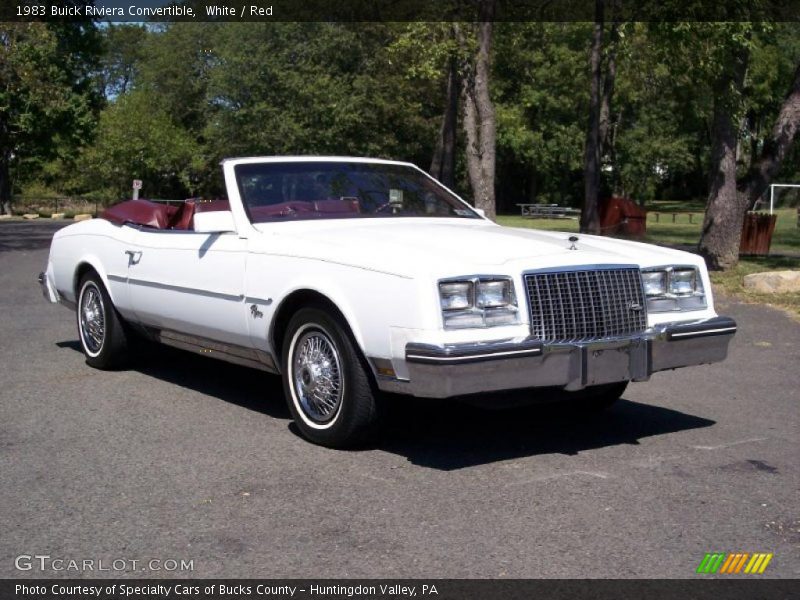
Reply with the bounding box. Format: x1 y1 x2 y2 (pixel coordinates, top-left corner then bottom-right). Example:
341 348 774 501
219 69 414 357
599 196 647 237
739 213 777 256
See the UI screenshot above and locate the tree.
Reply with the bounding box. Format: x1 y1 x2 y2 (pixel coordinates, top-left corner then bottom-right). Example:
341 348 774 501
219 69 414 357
204 23 433 186
580 0 626 233
0 20 101 214
742 60 800 209
697 43 749 269
97 24 148 100
78 90 196 199
493 23 589 209
386 22 462 189
698 23 800 269
611 23 702 203
429 29 460 189
459 0 498 219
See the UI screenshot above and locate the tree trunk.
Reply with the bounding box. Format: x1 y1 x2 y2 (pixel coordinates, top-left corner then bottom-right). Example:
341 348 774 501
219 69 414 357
463 79 483 207
743 60 800 209
460 0 497 220
430 53 459 189
698 52 749 270
599 21 618 158
0 113 10 215
581 0 604 234
0 150 11 216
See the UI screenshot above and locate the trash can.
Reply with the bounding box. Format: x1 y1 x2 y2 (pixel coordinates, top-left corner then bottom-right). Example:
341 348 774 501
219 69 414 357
599 196 647 237
739 212 777 256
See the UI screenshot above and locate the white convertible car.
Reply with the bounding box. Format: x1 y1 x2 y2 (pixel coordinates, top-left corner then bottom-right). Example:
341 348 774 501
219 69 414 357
39 157 736 447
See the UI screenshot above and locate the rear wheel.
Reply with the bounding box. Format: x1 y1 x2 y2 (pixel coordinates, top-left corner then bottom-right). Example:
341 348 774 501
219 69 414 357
282 307 382 448
77 272 130 369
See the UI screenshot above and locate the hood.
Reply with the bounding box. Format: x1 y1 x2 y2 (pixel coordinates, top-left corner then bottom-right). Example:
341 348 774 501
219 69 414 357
252 218 700 277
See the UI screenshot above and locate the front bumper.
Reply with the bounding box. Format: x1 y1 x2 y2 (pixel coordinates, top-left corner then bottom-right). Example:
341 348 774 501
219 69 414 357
38 271 60 304
377 316 736 398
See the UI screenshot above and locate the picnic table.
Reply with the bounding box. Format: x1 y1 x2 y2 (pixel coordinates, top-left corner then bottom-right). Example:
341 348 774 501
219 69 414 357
651 211 702 224
517 203 580 219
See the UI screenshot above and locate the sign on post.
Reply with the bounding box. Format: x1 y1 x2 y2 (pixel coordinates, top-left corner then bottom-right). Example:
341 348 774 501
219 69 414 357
132 179 142 200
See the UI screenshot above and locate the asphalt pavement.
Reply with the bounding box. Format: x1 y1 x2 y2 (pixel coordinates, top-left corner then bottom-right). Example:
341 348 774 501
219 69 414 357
0 220 798 579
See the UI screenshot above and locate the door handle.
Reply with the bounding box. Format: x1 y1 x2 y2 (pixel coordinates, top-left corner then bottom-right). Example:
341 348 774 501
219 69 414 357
125 250 142 265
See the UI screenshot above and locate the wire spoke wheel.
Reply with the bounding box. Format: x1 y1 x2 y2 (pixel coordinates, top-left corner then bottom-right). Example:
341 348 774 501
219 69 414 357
79 283 106 356
76 273 130 369
282 307 382 447
291 327 344 424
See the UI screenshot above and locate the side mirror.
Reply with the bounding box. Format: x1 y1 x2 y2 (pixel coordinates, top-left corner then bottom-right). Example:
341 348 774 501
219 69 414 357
194 210 237 234
474 207 486 218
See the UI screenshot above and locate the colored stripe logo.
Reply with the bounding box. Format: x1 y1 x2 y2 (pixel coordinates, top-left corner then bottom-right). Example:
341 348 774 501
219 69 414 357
696 552 773 574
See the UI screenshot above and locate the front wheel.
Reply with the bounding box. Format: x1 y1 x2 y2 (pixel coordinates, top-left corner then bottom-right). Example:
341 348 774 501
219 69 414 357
281 307 382 448
77 272 130 369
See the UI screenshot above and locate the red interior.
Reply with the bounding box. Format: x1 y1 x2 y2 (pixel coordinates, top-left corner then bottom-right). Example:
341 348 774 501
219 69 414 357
102 200 178 229
101 196 361 229
167 200 196 230
248 198 361 221
101 199 235 230
314 198 360 213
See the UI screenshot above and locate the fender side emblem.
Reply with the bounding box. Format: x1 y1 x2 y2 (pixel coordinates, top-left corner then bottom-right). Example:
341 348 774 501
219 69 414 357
250 304 263 319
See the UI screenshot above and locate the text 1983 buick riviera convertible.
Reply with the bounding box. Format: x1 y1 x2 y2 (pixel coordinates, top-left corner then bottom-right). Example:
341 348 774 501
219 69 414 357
39 157 736 447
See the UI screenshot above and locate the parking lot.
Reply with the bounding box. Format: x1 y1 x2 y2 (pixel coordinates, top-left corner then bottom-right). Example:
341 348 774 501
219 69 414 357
1 221 798 578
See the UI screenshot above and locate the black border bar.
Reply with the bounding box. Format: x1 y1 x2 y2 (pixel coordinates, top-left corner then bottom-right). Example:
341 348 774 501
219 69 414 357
2 579 798 600
3 0 800 23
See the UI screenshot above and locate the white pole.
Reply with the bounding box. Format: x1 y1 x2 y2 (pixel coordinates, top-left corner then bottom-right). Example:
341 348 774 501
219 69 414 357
768 184 800 215
770 184 774 215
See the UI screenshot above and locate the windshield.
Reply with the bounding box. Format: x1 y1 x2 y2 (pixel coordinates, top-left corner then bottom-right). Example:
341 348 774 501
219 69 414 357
234 161 479 223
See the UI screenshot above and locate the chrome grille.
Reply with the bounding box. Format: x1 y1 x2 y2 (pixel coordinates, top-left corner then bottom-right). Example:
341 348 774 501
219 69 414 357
524 268 647 342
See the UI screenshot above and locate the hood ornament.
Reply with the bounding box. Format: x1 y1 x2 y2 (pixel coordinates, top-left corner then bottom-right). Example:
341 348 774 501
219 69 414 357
568 235 579 250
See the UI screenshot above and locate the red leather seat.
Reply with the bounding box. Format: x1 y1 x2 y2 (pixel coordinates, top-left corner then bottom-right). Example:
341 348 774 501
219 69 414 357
314 199 360 214
102 200 176 229
168 200 196 230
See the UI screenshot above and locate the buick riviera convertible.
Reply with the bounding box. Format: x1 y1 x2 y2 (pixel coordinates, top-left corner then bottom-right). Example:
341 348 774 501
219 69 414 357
39 157 736 447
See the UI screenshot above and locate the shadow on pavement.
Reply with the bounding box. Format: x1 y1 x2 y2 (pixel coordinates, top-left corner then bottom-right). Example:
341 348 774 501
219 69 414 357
57 337 290 420
58 336 715 469
377 394 715 470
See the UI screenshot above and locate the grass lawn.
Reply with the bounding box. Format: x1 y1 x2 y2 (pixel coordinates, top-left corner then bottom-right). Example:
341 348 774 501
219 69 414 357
498 207 799 255
497 207 800 317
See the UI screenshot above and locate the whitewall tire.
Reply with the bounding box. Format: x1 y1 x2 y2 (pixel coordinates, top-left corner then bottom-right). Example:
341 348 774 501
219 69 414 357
77 272 130 369
281 307 382 448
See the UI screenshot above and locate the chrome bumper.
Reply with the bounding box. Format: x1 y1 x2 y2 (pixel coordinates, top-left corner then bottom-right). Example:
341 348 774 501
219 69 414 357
377 316 737 399
38 271 60 304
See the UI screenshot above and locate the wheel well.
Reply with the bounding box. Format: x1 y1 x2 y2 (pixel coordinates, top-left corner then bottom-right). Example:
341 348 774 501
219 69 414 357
271 290 354 356
74 263 99 297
